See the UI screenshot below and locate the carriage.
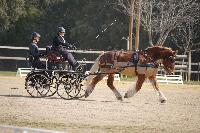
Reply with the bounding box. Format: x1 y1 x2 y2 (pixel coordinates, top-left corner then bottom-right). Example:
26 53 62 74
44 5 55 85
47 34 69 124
25 46 87 100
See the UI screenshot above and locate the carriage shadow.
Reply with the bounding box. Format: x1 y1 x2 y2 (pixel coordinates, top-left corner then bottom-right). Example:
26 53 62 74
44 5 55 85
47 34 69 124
0 94 60 100
0 94 35 99
0 94 131 103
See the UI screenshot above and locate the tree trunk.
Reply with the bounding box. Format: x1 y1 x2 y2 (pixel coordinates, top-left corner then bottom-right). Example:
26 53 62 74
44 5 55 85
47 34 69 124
135 0 141 50
157 28 171 46
148 30 153 46
188 50 192 81
148 1 153 47
129 15 134 50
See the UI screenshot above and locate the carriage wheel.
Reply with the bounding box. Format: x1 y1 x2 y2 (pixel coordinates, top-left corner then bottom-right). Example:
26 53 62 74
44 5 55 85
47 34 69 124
57 74 81 100
25 72 51 97
44 76 58 97
73 74 87 99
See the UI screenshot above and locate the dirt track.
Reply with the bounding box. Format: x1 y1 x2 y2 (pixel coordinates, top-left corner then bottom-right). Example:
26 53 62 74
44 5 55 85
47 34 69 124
0 76 200 133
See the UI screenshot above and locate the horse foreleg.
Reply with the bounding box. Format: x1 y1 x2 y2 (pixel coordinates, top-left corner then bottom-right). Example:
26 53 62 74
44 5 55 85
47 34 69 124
107 74 123 101
85 74 105 98
124 74 145 98
148 76 167 103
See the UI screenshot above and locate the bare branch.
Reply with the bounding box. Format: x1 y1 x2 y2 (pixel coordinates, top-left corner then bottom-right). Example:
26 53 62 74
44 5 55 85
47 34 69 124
114 0 137 16
140 0 200 46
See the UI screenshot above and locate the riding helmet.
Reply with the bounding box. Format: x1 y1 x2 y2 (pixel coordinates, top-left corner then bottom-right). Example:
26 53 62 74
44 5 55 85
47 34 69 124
31 32 41 39
57 27 65 33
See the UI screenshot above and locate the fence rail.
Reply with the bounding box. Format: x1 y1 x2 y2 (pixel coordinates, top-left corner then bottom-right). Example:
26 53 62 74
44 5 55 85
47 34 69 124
1 45 200 81
0 45 102 54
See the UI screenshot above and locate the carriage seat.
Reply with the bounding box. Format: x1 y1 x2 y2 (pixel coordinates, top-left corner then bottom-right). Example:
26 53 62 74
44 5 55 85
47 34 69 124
46 46 64 63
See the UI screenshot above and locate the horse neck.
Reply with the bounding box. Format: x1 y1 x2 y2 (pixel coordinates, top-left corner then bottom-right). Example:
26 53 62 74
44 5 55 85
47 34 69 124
147 47 165 61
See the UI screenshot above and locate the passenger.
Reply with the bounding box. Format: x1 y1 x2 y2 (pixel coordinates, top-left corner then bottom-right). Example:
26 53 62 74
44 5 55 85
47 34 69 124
29 32 46 69
52 26 82 71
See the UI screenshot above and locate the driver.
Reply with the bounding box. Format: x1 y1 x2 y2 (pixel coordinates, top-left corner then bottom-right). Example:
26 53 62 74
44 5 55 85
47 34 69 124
52 27 82 71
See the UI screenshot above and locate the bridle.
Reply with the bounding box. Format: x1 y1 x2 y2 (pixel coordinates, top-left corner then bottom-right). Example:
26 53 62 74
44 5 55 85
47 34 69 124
143 50 175 74
162 56 176 74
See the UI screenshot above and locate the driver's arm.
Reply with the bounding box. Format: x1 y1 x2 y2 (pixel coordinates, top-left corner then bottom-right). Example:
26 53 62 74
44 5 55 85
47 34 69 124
54 36 73 49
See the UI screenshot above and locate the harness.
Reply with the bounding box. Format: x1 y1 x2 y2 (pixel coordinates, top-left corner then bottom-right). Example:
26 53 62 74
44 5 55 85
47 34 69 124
131 51 139 75
100 50 159 75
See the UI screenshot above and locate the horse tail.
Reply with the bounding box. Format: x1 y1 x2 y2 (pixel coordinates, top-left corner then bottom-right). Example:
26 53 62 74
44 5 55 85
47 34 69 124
86 53 102 85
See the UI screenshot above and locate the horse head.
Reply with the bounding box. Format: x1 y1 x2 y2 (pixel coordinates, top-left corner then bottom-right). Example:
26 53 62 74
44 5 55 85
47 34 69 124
147 46 176 75
162 51 176 75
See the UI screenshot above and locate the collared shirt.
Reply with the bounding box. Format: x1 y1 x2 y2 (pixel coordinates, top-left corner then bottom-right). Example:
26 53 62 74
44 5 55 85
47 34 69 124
60 36 66 43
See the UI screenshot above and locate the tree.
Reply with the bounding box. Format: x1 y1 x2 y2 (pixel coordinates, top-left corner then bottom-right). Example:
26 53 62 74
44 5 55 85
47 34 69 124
170 20 200 81
114 0 138 50
0 0 25 31
171 22 200 54
140 0 200 46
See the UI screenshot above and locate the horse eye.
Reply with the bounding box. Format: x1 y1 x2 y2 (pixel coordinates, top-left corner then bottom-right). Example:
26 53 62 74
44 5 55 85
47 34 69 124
169 56 175 63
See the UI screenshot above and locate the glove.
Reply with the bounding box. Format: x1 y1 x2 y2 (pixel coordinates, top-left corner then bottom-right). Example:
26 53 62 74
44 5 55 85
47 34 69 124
71 45 77 50
68 44 77 50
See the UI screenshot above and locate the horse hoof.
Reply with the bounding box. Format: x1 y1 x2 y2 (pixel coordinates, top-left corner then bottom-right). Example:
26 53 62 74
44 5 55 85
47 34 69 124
160 99 166 103
84 92 89 98
117 97 123 101
124 93 128 98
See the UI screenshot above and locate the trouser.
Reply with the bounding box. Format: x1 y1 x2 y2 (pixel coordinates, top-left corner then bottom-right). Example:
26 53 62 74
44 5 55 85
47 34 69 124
59 50 77 68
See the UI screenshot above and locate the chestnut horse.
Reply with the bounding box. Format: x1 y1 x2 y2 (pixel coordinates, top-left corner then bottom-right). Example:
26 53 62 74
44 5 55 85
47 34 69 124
85 46 176 103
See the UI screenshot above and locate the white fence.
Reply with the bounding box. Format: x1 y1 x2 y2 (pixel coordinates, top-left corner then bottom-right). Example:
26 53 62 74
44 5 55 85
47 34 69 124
156 74 183 84
16 68 33 77
0 125 64 133
103 74 120 81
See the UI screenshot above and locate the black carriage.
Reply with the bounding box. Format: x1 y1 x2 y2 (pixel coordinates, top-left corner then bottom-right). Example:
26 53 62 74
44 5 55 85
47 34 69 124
25 46 87 100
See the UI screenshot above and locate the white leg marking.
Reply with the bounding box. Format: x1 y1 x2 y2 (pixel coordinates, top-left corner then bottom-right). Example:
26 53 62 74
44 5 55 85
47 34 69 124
125 83 137 98
158 91 167 103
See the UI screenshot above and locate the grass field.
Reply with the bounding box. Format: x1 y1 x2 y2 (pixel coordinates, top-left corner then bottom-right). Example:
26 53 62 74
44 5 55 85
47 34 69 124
0 71 16 76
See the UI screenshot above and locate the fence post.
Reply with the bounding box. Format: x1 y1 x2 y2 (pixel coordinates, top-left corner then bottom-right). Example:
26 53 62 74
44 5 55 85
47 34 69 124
198 62 200 81
188 51 192 81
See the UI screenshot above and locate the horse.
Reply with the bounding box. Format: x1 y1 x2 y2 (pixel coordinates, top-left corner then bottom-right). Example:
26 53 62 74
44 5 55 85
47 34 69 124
85 46 176 103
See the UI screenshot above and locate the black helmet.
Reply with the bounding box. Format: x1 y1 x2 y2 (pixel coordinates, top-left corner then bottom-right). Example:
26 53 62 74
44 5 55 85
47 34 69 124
31 32 41 39
57 27 65 33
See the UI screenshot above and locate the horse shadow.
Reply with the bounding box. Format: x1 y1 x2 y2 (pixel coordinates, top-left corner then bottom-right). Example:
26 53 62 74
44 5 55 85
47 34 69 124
76 98 131 103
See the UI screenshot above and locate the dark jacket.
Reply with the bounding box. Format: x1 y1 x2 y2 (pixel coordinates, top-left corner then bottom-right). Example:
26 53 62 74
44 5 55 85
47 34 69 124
29 42 45 61
29 42 46 69
29 43 40 61
52 35 72 50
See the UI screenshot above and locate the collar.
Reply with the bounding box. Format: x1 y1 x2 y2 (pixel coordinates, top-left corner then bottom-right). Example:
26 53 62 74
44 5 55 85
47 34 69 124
32 42 38 49
59 35 65 43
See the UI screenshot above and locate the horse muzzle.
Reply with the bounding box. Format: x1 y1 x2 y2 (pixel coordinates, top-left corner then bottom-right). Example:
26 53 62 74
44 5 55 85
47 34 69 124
170 72 174 75
165 68 174 75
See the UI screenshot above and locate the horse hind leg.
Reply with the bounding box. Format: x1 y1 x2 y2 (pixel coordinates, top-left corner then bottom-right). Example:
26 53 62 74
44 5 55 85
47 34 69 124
148 76 167 103
85 74 106 98
107 74 123 101
124 74 145 98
